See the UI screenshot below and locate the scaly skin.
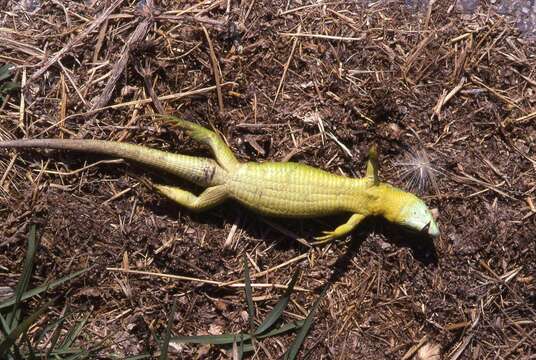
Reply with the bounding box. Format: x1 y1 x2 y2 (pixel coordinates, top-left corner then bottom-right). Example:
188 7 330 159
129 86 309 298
0 116 439 242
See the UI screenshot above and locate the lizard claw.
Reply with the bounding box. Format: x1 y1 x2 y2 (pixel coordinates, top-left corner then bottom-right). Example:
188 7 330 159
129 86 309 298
312 231 337 245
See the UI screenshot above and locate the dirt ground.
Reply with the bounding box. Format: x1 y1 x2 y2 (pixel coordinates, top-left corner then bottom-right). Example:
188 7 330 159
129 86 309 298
1 0 535 359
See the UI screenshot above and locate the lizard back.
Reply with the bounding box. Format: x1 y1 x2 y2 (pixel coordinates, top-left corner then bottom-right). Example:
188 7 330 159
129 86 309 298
227 162 371 217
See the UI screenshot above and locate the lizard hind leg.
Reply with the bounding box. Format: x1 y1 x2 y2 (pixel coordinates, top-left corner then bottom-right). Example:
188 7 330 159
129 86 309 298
154 184 228 212
161 116 239 172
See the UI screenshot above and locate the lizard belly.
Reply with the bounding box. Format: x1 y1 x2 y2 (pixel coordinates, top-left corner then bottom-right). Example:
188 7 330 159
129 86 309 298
228 162 356 217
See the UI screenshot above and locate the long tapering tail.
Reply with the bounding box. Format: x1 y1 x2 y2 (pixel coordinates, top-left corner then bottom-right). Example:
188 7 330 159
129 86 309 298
0 139 225 187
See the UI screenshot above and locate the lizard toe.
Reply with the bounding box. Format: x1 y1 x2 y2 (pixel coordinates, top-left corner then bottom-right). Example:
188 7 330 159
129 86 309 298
313 232 336 244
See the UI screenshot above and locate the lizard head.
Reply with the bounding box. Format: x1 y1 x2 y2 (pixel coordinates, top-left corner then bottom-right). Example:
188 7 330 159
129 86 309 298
364 145 439 237
395 194 439 237
375 186 439 237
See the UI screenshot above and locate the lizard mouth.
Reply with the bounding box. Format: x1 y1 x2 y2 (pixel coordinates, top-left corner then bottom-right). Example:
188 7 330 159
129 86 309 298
421 220 440 237
421 222 430 234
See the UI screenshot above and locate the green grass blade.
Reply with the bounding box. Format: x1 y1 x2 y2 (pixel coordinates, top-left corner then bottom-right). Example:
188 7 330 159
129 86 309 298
35 312 65 344
239 341 255 354
0 299 53 356
240 343 255 353
160 299 176 360
284 288 327 360
0 314 23 359
256 320 304 339
63 349 90 360
50 335 109 359
36 347 90 360
0 266 93 310
242 256 255 333
58 312 90 350
171 333 252 346
230 334 249 359
6 225 38 329
0 312 9 336
5 343 24 360
238 334 245 360
171 321 304 348
0 64 13 82
33 348 84 356
230 341 255 356
42 311 72 356
254 270 299 335
1 82 20 92
21 332 36 360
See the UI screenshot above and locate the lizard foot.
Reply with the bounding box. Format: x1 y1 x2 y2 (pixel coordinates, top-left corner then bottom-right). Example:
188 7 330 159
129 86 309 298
312 231 339 245
161 116 211 142
160 115 239 171
312 214 364 245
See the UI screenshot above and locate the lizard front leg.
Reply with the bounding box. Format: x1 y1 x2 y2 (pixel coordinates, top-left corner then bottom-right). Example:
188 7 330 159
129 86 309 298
160 116 239 172
154 184 228 212
313 213 365 244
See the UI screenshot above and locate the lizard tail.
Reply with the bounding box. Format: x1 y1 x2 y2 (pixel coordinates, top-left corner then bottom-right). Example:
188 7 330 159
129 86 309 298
0 139 225 187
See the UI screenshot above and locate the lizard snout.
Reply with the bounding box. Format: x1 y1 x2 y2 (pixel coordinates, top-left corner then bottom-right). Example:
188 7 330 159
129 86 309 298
422 220 440 238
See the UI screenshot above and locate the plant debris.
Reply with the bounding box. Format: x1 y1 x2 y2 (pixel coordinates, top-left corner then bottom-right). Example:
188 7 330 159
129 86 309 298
1 0 535 358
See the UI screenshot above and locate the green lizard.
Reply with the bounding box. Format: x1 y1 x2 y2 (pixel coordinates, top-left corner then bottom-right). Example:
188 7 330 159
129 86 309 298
0 116 439 242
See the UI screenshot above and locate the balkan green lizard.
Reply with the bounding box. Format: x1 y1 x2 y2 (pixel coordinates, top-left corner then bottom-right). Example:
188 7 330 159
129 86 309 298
0 117 439 242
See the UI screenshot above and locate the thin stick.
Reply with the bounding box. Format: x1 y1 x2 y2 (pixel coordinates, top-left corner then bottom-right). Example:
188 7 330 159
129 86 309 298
259 218 311 248
274 25 300 106
18 67 26 136
163 0 212 16
106 267 310 292
471 75 523 111
326 8 360 32
58 61 88 107
433 76 466 118
401 335 428 360
279 32 364 42
0 155 17 189
202 25 225 112
279 2 339 15
224 218 239 248
505 110 536 126
103 185 137 205
220 253 308 286
136 61 165 115
32 159 124 176
93 19 109 63
59 73 67 133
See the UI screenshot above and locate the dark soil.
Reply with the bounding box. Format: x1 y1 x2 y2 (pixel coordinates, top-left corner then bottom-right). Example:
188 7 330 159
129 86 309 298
1 0 535 359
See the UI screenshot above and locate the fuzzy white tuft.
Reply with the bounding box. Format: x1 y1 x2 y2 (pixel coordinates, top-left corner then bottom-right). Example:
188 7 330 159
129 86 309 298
395 148 440 195
416 342 441 360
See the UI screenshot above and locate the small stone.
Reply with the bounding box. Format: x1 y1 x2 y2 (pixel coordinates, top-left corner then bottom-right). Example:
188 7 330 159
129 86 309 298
208 323 223 335
214 300 227 312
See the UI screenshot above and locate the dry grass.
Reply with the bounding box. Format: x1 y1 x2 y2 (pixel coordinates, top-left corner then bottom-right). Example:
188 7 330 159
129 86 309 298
1 0 535 358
